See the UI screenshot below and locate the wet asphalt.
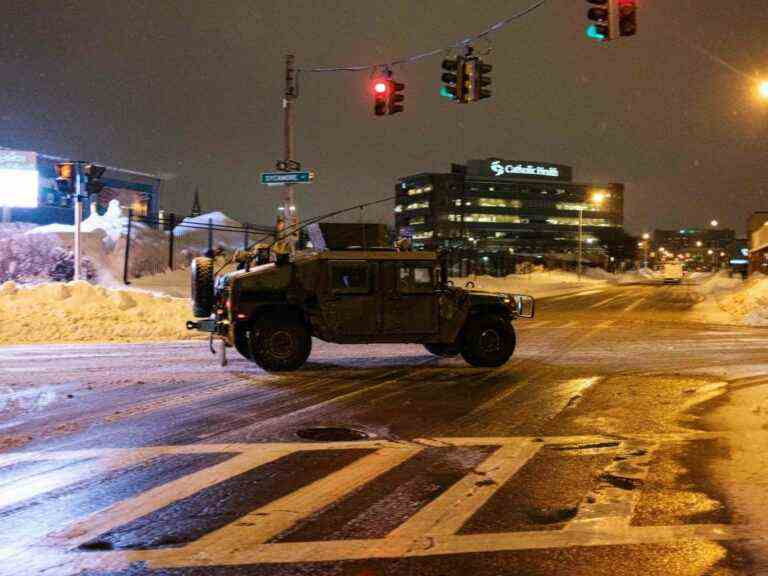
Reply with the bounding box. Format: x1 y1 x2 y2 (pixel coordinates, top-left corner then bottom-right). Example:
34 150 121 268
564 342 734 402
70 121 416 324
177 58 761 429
1 278 768 575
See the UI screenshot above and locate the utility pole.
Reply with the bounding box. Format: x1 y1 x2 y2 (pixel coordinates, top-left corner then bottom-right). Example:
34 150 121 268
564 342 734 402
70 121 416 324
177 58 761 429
74 162 84 281
282 54 298 249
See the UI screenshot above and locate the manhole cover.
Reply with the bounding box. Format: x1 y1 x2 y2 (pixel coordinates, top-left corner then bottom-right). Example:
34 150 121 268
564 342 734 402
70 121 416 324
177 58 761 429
296 427 370 442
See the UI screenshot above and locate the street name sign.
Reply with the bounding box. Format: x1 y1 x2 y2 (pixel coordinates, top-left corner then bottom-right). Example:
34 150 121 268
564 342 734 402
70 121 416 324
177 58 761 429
261 171 314 186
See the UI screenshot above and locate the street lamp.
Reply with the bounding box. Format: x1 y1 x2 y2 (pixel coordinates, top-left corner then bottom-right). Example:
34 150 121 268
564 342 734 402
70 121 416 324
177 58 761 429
640 233 650 269
578 191 606 281
710 220 719 228
759 80 768 100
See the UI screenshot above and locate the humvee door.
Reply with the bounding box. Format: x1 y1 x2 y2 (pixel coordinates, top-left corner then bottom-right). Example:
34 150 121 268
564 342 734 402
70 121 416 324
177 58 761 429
379 261 439 335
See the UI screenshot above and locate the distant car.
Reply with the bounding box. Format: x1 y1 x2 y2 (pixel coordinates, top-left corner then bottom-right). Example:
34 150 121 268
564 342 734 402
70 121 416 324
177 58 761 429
187 250 535 371
662 262 684 284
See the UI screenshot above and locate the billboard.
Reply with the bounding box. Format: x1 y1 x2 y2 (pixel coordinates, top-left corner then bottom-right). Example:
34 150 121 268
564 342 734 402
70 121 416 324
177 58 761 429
0 149 38 208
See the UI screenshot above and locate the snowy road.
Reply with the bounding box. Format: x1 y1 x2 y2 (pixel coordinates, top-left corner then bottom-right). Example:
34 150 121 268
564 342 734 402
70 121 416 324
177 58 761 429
2 282 768 575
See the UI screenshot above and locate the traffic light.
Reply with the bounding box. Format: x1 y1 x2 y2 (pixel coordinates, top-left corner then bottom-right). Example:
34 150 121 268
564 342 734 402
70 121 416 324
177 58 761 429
586 0 611 42
441 56 467 103
55 162 75 196
388 80 405 115
473 58 492 101
373 79 388 116
618 0 637 37
83 163 106 196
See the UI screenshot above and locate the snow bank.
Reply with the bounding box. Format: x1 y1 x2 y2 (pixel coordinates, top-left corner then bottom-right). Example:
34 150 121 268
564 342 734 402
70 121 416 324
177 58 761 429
26 200 144 247
689 273 766 325
0 280 199 344
452 269 610 298
174 211 242 235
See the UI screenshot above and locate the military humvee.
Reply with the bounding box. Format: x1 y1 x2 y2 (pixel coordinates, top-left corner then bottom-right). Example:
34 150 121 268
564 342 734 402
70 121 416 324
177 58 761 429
187 250 534 372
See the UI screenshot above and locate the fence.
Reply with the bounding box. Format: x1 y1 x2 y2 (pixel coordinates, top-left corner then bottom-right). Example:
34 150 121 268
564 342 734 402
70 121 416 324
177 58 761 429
122 210 275 284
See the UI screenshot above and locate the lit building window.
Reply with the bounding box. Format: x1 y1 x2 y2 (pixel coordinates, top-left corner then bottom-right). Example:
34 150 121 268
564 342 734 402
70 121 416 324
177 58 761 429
408 187 424 196
406 201 429 211
409 216 425 225
394 205 403 213
546 217 613 227
413 231 434 240
463 214 527 224
477 198 522 208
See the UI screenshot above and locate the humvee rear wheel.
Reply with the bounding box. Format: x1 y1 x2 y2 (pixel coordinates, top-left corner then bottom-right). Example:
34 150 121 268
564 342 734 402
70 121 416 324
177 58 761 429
423 343 460 357
191 257 215 318
460 315 516 368
251 319 312 372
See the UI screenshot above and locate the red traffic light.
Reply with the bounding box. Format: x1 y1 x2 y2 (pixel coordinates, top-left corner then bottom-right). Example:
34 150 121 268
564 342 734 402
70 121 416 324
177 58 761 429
373 81 388 94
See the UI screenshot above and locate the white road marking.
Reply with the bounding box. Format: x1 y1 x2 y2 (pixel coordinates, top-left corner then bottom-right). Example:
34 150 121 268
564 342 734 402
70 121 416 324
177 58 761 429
624 297 647 312
590 293 628 309
1 433 764 572
184 446 420 557
388 440 540 538
547 289 605 302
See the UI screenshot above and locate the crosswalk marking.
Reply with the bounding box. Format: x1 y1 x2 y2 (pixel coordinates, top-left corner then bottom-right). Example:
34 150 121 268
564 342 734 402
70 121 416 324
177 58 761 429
49 448 296 546
184 446 421 557
389 439 540 538
1 433 763 573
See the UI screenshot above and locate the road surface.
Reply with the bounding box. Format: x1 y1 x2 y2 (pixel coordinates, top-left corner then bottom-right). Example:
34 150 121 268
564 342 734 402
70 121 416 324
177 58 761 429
2 280 768 575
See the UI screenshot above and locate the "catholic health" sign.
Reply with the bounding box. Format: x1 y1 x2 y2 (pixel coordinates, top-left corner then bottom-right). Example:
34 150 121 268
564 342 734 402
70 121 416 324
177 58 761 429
466 158 573 182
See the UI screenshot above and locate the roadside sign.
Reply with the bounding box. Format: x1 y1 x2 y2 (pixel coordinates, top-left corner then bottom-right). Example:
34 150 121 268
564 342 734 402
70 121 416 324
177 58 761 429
261 171 315 186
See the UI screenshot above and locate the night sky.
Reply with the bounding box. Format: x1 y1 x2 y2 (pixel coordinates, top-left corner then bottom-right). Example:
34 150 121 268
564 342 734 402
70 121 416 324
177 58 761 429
2 0 768 234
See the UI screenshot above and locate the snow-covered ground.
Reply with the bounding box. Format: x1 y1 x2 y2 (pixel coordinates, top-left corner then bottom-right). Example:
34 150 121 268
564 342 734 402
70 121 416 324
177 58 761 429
0 280 199 345
452 268 625 298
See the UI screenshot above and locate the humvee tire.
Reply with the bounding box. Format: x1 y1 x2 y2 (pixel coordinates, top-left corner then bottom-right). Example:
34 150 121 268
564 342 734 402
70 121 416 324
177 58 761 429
234 325 252 360
251 318 312 372
460 315 516 368
423 343 460 357
191 257 215 318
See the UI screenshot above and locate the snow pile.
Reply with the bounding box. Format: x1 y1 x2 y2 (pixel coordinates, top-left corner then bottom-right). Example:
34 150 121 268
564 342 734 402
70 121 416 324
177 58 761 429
0 280 199 344
173 211 250 253
26 200 144 248
452 269 610 298
695 273 742 297
174 212 242 235
616 267 658 284
708 274 768 325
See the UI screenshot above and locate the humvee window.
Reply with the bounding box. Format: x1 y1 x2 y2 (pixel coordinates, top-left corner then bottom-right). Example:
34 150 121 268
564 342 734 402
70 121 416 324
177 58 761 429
331 263 370 294
398 264 434 293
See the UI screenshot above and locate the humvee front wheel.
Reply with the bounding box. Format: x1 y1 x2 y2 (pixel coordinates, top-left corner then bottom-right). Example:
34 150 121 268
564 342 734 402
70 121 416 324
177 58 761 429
423 343 460 357
460 315 516 368
251 319 312 372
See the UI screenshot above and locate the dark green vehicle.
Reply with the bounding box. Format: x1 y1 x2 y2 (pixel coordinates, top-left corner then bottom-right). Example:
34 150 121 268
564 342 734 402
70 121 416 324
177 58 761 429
188 250 534 372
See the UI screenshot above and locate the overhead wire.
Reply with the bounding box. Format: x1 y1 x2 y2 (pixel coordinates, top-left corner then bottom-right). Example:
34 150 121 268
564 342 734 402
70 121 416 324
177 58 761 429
297 0 549 73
